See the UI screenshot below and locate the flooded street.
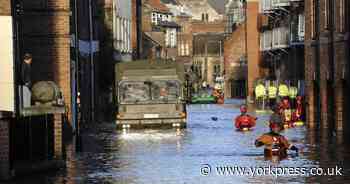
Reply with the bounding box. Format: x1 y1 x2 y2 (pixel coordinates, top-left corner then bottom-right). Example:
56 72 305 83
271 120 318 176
6 100 350 184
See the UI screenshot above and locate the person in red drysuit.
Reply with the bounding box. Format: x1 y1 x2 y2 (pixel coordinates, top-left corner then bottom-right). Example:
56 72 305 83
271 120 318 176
279 97 293 127
292 96 304 122
234 105 257 130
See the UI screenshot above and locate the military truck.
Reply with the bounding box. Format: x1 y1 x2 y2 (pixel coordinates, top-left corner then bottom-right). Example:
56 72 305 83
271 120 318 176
115 60 187 129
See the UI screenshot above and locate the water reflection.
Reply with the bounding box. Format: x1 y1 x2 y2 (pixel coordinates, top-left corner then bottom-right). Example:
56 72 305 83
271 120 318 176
6 100 350 184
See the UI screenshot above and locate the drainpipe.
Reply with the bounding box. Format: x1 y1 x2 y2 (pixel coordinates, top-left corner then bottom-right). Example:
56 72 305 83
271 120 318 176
315 0 321 127
73 0 79 134
88 0 95 123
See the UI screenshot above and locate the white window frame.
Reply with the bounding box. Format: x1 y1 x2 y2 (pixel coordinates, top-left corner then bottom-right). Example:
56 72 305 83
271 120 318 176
324 0 330 29
298 14 305 41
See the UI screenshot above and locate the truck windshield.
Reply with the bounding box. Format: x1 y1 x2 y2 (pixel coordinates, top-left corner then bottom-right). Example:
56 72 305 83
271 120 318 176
119 82 151 103
119 80 181 103
151 80 180 101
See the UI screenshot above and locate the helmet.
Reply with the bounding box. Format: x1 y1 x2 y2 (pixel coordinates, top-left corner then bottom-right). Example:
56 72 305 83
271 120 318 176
240 105 247 113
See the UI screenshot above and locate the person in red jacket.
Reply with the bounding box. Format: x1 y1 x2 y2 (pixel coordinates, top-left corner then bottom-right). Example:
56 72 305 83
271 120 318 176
255 122 298 159
292 96 304 122
234 105 257 131
279 97 293 128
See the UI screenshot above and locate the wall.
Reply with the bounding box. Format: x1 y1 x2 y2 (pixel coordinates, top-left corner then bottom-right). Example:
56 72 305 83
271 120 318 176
22 0 71 122
246 0 260 101
224 24 246 98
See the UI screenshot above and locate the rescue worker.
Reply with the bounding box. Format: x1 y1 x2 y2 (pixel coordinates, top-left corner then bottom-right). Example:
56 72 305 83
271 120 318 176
278 83 289 99
292 96 304 122
289 86 298 109
160 87 168 99
255 122 299 159
217 90 224 104
268 83 277 109
269 105 284 130
279 97 293 128
255 83 266 109
235 105 257 131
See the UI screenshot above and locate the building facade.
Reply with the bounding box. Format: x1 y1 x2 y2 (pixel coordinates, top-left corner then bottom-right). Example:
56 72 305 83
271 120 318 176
142 0 180 60
178 0 224 22
259 0 305 84
304 0 349 135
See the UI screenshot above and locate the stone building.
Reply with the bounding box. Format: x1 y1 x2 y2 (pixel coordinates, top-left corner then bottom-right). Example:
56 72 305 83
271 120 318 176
178 0 225 22
193 33 225 87
304 0 350 135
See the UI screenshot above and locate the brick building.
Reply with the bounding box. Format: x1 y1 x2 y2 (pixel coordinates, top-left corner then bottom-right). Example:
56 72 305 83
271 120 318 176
224 24 247 98
20 0 71 119
246 0 263 101
259 0 305 86
0 0 68 179
304 0 350 135
141 0 180 60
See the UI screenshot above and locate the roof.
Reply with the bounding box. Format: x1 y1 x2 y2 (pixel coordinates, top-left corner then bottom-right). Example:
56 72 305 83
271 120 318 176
146 0 170 13
160 0 179 5
207 0 229 14
115 60 185 82
144 32 165 47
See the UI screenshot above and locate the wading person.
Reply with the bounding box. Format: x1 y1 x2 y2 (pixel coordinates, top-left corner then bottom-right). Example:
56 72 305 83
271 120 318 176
255 122 298 159
234 105 257 131
269 105 284 130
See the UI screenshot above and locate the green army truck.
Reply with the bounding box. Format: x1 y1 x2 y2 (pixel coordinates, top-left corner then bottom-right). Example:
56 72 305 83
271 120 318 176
115 60 187 129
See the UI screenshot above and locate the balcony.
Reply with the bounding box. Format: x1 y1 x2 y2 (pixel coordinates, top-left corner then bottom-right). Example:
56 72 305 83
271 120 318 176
260 30 273 51
290 14 305 43
272 26 289 49
272 0 290 8
259 0 273 13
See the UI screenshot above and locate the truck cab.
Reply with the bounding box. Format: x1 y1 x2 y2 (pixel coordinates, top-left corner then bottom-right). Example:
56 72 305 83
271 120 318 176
115 60 187 129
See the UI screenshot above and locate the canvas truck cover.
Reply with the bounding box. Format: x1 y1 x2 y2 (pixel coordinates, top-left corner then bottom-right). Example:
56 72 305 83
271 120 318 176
115 60 185 82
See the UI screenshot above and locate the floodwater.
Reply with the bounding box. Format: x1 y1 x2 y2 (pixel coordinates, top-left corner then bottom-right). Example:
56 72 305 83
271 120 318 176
6 100 350 184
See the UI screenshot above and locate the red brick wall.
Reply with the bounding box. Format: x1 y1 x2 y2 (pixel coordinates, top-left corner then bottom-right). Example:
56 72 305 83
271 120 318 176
304 0 349 131
0 0 11 15
0 119 10 180
246 1 260 99
191 21 226 33
22 1 72 123
224 24 246 98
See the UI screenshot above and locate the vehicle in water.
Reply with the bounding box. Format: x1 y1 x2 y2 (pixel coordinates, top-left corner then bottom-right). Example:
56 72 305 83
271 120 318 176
190 89 216 104
115 60 187 129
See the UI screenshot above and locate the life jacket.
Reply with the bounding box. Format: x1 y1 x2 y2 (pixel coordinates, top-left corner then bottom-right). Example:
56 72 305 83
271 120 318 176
235 115 255 129
255 84 266 99
278 84 289 97
283 109 292 122
289 87 298 99
263 135 287 158
268 86 277 99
